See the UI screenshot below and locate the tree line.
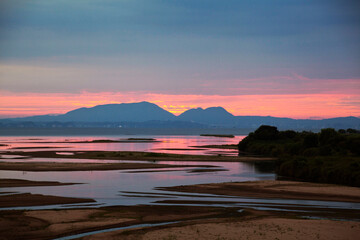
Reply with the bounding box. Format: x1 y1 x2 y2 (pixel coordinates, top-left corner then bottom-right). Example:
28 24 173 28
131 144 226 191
238 125 360 187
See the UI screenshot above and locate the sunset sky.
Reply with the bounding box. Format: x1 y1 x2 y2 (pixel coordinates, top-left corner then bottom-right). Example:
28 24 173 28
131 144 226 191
0 0 359 119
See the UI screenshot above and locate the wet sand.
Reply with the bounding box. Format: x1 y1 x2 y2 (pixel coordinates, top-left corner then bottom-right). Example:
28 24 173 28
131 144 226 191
0 205 227 239
2 150 274 162
1 148 359 239
190 144 238 149
0 179 95 208
0 178 359 239
158 180 360 203
9 146 72 149
0 193 96 208
3 138 159 144
0 178 82 187
0 161 211 171
1 203 360 239
138 217 360 240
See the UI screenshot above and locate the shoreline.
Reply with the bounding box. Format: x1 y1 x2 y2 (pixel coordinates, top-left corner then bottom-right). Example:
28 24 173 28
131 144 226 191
157 180 360 203
1 177 360 239
0 179 94 208
0 178 83 188
0 193 96 208
1 145 359 239
1 150 275 162
1 205 359 240
0 161 214 171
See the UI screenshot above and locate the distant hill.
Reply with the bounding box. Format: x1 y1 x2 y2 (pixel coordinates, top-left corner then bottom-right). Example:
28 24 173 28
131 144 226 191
5 102 176 122
234 116 360 130
1 101 359 130
178 107 235 126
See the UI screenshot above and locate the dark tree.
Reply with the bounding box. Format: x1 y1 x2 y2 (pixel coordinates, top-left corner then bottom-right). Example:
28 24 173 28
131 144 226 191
303 132 319 148
253 125 279 140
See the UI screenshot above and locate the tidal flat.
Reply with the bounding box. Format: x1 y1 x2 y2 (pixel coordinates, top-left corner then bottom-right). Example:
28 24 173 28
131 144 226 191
0 135 359 239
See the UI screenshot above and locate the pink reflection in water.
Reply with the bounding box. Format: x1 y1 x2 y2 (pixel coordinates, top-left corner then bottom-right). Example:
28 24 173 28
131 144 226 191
0 158 274 207
1 135 245 156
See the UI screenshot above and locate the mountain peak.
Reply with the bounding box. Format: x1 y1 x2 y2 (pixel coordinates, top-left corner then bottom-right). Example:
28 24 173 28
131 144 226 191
53 102 176 122
3 102 359 130
178 106 234 125
204 106 232 113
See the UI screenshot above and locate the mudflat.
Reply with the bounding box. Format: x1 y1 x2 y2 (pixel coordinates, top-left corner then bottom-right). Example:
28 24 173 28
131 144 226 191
138 217 360 240
1 178 360 239
158 180 360 203
0 193 96 208
2 150 275 162
0 161 210 171
0 178 82 188
0 205 227 239
1 204 360 239
1 147 359 239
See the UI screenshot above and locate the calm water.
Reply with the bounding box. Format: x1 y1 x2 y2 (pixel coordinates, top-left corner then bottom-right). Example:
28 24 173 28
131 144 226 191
0 135 359 212
0 135 243 156
0 160 277 208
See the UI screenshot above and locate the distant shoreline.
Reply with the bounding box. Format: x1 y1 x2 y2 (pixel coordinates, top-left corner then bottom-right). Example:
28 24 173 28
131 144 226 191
0 127 253 136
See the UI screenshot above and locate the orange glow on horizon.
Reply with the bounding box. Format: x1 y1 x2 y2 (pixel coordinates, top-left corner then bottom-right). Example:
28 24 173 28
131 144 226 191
0 91 359 119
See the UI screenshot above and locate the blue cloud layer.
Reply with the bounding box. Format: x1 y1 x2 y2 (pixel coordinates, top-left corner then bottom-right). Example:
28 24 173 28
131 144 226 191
0 0 359 93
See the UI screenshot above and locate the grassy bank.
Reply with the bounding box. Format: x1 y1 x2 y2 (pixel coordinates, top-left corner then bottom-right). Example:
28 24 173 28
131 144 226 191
238 126 360 187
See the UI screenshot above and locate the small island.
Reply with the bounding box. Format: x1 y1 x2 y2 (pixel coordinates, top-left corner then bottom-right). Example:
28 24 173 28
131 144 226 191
200 134 235 138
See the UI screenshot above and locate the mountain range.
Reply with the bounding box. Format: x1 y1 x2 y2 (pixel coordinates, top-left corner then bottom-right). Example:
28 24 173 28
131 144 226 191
1 101 359 130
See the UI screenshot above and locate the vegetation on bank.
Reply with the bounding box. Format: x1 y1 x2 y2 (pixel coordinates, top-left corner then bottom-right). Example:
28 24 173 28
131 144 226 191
238 125 360 187
200 134 235 138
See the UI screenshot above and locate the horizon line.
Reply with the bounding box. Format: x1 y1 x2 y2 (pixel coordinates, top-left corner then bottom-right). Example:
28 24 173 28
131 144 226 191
1 101 359 121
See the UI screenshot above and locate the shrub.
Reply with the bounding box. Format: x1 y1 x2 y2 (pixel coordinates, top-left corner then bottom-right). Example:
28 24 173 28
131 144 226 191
238 126 360 186
253 125 279 140
303 133 319 148
303 148 320 157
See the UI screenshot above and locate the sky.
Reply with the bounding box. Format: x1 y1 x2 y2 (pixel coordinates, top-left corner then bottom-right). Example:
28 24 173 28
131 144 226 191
0 0 359 119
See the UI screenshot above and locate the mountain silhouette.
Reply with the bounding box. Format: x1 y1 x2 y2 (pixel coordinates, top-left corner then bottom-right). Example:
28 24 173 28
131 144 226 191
7 102 175 122
1 101 359 130
178 107 235 125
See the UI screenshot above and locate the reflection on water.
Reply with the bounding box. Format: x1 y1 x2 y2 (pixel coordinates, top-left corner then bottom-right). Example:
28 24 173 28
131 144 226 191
3 160 359 212
1 135 359 212
56 152 75 155
0 135 244 156
0 157 138 163
0 160 275 209
245 161 277 174
53 221 181 240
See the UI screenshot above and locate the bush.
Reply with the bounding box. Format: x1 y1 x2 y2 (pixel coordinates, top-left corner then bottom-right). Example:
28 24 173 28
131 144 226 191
303 132 318 148
253 125 279 140
239 126 360 186
279 130 297 139
303 147 320 157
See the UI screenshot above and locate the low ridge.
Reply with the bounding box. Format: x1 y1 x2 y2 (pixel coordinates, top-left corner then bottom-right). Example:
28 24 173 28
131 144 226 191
1 102 359 130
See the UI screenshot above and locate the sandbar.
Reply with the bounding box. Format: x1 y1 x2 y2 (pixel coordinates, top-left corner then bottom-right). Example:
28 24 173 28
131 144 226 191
0 178 82 188
158 180 360 203
0 161 209 171
3 150 275 162
0 205 226 239
138 217 360 240
0 193 95 208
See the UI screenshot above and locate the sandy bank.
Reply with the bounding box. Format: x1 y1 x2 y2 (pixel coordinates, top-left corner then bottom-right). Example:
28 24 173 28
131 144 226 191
0 205 225 239
3 150 274 162
138 217 360 240
0 178 81 188
77 208 360 240
0 193 95 208
1 203 359 239
0 161 207 171
158 180 360 203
